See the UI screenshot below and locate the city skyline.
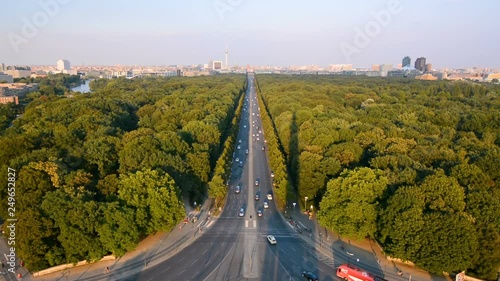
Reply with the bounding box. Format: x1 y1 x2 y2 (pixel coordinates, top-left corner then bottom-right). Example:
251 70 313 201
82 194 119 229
1 0 499 68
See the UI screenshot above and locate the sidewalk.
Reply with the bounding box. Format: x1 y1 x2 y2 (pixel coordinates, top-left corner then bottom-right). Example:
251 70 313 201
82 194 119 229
12 199 214 281
282 206 446 281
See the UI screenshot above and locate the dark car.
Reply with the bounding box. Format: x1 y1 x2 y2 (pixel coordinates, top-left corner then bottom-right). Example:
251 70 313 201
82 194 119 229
301 271 318 281
255 192 260 201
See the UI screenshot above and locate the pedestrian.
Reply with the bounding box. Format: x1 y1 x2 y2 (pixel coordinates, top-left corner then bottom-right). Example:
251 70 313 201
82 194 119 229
20 260 25 267
105 266 110 274
17 273 22 280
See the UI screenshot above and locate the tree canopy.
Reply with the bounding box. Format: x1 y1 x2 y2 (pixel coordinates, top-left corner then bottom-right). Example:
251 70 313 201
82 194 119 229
256 74 500 279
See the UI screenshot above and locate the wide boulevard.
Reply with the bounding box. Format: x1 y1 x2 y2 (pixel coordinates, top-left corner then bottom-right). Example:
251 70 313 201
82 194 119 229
129 74 388 281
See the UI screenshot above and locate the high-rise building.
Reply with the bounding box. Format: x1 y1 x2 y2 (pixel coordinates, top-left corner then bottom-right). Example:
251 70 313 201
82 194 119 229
402 56 411 67
57 59 71 71
425 64 432 72
414 57 426 72
0 63 4 72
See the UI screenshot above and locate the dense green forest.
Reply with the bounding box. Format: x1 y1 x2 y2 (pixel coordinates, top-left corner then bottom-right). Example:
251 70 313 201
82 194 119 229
0 75 245 271
256 75 500 279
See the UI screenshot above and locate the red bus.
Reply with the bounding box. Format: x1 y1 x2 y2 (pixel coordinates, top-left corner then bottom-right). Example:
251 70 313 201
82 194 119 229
336 264 388 281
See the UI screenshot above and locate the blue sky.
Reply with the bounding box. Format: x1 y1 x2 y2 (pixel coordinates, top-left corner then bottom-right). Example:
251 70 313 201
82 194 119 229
1 0 498 68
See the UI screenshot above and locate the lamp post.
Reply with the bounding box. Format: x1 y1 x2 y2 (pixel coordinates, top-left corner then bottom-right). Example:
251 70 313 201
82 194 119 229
304 196 308 212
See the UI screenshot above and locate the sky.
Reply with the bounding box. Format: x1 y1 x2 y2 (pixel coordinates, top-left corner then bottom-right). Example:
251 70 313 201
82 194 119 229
0 0 498 68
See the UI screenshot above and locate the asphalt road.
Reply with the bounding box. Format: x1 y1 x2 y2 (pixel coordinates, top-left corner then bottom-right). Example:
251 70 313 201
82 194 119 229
130 73 344 281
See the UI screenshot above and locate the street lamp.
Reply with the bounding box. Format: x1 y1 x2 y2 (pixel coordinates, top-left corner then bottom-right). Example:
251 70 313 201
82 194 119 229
305 196 308 212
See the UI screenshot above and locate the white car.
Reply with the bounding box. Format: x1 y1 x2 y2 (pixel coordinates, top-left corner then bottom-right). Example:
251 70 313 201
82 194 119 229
237 145 241 149
267 193 273 200
239 208 245 217
267 235 277 245
235 157 239 162
263 201 269 209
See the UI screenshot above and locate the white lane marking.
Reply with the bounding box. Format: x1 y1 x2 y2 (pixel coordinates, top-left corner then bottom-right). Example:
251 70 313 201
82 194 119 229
298 221 307 229
161 266 171 273
191 259 198 265
205 221 214 228
291 246 297 252
177 269 186 276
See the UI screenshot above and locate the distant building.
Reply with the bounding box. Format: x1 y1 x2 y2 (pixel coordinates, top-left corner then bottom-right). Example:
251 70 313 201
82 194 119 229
0 96 19 105
328 64 353 72
414 57 426 72
402 56 411 67
416 73 438 80
212 61 223 70
4 69 31 78
0 72 14 83
380 64 393 77
485 73 500 82
57 59 71 71
425 64 432 72
372 64 380 71
0 63 4 72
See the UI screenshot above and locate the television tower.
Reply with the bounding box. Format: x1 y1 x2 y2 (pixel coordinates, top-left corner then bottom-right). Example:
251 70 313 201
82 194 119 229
225 44 229 70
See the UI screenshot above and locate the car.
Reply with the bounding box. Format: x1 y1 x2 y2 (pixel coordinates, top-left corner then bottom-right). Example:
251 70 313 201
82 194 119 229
239 139 242 143
255 192 260 201
301 271 318 281
245 149 249 154
257 209 263 217
255 179 259 186
235 185 241 194
267 235 277 245
263 201 269 209
244 125 246 128
257 137 260 141
239 208 245 217
259 130 262 134
237 145 241 149
271 171 275 178
235 157 239 162
239 161 243 167
252 133 255 137
267 193 273 200
262 146 265 151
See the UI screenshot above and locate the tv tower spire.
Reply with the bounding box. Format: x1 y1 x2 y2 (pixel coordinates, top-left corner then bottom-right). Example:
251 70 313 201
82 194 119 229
225 44 229 70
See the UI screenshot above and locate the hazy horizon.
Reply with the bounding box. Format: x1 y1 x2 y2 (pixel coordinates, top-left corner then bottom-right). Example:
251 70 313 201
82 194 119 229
1 0 499 69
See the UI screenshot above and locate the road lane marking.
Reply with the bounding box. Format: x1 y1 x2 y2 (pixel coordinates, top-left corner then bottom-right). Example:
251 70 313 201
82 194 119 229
191 259 198 265
298 221 307 229
205 221 214 228
177 269 186 276
161 266 171 273
291 246 297 252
